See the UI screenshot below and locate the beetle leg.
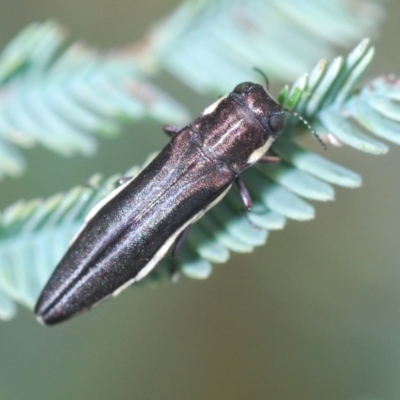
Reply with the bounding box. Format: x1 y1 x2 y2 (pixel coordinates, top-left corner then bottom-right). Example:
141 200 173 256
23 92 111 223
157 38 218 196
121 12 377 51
258 155 281 163
168 227 191 283
169 260 181 283
234 179 264 228
171 226 191 257
258 147 281 164
162 125 181 138
235 177 252 211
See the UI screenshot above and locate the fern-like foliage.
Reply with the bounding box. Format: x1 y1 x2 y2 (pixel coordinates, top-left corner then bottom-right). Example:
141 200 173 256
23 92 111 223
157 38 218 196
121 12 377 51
1 39 400 320
278 39 391 154
0 20 188 180
130 0 385 94
0 0 385 180
0 0 392 320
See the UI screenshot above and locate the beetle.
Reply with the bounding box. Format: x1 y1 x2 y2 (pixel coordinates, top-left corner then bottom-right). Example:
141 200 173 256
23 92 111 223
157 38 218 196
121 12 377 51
34 81 300 325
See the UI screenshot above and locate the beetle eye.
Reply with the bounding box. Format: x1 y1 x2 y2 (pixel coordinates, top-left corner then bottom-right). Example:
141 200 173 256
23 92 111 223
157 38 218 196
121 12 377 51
268 113 285 133
233 82 253 94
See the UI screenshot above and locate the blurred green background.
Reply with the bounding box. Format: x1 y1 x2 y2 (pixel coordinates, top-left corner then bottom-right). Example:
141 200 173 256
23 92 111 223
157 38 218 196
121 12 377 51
1 1 400 399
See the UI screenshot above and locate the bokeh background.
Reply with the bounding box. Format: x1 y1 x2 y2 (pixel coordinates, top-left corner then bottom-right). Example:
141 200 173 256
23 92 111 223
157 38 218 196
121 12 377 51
1 1 400 399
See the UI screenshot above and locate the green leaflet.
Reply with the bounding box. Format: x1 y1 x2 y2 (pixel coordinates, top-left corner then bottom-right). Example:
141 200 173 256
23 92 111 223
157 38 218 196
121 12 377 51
138 0 384 94
0 0 385 179
280 39 400 155
0 21 188 180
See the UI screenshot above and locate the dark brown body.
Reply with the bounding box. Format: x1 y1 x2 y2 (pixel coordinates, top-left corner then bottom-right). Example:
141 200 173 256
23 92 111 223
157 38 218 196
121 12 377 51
35 82 286 325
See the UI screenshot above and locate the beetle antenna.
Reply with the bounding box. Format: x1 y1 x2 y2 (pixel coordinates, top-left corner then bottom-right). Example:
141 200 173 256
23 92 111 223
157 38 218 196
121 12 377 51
252 67 269 90
284 108 326 150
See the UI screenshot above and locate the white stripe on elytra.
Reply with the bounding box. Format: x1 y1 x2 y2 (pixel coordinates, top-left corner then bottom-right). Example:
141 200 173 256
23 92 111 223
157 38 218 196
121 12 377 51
69 176 135 247
112 184 232 297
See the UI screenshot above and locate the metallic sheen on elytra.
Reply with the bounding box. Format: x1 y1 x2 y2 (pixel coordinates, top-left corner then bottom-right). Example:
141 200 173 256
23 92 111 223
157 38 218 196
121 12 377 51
34 82 286 325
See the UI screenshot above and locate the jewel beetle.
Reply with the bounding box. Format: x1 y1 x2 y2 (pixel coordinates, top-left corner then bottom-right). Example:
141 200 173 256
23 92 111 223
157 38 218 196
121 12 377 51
35 81 301 325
